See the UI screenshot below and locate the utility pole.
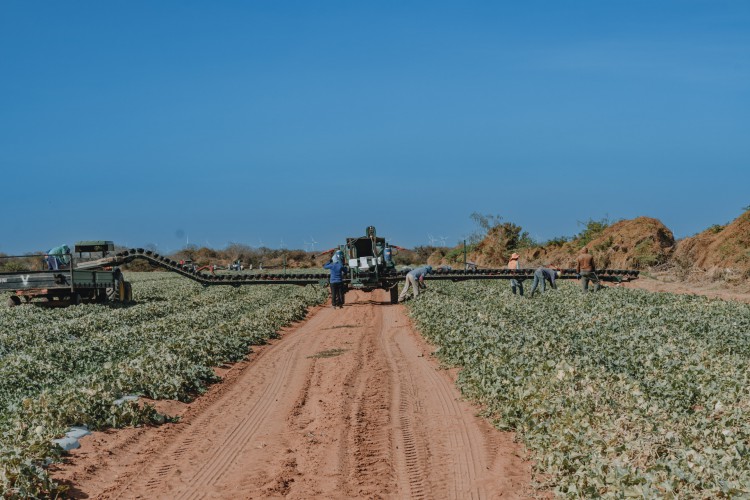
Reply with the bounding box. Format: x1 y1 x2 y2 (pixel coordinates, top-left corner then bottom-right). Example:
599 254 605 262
463 239 467 272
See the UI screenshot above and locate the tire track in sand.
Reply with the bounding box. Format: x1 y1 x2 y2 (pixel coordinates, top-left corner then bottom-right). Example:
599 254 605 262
54 290 533 499
380 301 532 499
115 308 331 499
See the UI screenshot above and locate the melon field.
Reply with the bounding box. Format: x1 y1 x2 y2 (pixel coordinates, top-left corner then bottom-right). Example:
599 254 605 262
2 273 750 498
0 273 327 497
406 281 750 498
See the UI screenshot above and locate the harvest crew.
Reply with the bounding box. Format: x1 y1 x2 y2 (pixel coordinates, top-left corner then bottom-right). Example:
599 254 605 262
508 253 524 296
324 251 348 308
576 247 601 292
529 265 560 297
398 265 433 302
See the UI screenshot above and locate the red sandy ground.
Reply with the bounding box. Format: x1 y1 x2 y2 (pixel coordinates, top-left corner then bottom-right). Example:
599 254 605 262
622 273 750 305
50 290 534 499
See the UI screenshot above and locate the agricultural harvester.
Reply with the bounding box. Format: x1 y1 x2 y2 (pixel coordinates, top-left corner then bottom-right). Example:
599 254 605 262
1 227 639 307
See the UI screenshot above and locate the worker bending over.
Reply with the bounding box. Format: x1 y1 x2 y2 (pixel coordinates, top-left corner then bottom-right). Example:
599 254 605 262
398 265 433 302
45 244 71 270
529 265 560 297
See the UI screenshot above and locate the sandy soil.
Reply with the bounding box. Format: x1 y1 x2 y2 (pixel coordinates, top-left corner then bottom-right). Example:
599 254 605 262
621 274 750 305
51 290 533 499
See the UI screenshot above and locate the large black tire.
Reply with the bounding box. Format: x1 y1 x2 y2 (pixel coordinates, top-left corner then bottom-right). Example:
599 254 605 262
7 295 21 308
116 279 126 302
71 293 82 306
124 282 133 302
390 286 399 304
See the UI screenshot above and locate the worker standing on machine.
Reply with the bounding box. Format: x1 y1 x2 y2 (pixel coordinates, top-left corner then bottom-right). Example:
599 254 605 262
398 265 433 302
508 253 523 296
576 247 601 292
45 244 71 270
324 251 348 309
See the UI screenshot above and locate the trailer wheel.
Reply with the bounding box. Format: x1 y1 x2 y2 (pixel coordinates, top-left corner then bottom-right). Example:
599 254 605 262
96 289 108 303
7 296 21 307
390 286 399 304
71 293 82 306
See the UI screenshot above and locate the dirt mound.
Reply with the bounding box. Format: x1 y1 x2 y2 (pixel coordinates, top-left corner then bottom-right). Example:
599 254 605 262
461 217 675 270
672 210 750 279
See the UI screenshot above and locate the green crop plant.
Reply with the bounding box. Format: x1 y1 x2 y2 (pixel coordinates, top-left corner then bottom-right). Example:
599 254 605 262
407 281 750 498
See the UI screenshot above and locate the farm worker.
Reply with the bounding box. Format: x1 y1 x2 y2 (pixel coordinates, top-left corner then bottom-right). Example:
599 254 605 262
508 253 524 296
576 247 601 292
45 244 71 270
324 253 348 309
528 266 560 297
398 265 433 302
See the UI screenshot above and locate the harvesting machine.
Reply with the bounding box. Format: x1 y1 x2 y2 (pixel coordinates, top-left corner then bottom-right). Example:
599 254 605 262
1 227 640 307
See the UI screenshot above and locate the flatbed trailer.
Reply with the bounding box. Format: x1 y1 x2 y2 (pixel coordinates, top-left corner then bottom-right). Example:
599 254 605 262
0 241 132 307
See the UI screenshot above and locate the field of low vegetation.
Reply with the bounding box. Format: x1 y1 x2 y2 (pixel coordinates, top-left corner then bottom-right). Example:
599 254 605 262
0 273 327 497
407 280 750 498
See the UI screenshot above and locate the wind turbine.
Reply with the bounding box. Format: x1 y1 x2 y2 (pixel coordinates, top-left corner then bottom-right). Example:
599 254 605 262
309 236 318 252
439 236 448 246
279 238 286 250
258 238 265 248
427 234 437 246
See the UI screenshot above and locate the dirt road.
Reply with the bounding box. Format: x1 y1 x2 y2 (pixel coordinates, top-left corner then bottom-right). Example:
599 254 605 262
52 290 532 499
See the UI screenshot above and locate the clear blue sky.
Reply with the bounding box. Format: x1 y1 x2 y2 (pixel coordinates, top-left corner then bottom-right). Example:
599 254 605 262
1 1 748 255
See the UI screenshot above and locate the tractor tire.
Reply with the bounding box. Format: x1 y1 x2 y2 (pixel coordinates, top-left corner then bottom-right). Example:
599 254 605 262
124 282 133 302
390 286 399 304
7 295 21 308
117 279 127 302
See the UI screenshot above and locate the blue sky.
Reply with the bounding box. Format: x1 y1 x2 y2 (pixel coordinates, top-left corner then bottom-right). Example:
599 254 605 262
1 1 748 255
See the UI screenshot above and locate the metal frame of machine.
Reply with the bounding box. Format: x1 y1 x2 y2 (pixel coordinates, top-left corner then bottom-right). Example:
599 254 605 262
1 228 639 307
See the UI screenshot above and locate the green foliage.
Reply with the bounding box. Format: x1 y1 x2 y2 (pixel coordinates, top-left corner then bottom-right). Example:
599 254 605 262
0 256 44 273
543 236 570 248
468 212 505 245
469 212 535 252
402 246 440 266
593 236 614 252
444 243 476 264
576 217 611 248
0 273 327 497
708 224 725 234
407 281 750 497
632 238 665 268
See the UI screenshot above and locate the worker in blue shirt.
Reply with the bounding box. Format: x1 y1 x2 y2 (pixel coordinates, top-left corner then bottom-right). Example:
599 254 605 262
324 253 348 308
398 265 433 302
529 265 560 297
45 244 71 270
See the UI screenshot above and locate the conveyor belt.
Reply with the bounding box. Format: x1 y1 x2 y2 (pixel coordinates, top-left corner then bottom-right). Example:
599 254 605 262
95 248 639 286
